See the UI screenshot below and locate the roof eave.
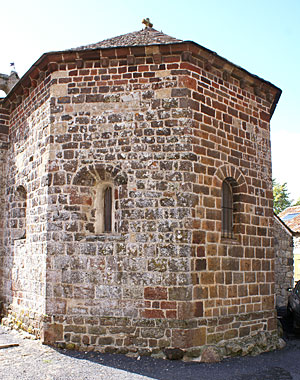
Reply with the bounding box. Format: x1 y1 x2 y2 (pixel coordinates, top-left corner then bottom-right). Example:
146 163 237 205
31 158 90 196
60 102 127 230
3 40 282 116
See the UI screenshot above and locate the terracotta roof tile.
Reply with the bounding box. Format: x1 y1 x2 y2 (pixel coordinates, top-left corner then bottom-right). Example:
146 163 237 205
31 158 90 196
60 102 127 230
72 27 182 51
279 206 300 232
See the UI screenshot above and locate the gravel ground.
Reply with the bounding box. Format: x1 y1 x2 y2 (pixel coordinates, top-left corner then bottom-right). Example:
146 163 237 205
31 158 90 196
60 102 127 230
1 325 300 380
0 328 151 380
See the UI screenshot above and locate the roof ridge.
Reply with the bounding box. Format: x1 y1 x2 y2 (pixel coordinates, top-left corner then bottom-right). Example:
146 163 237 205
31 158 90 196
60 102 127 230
71 27 183 51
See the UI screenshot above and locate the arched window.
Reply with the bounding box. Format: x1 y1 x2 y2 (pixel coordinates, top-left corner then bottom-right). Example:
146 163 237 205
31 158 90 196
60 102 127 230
104 186 112 232
222 180 233 238
72 165 125 236
94 183 114 234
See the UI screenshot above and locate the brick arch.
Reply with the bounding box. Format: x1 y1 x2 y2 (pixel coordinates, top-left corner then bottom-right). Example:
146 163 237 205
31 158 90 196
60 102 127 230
71 164 127 235
72 163 128 186
213 165 248 239
213 165 247 194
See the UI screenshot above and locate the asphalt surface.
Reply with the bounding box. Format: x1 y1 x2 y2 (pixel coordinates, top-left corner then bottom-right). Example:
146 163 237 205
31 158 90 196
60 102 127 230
1 315 300 380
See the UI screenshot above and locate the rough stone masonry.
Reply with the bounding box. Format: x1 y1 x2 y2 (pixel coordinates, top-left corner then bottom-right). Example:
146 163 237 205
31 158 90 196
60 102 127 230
0 25 284 361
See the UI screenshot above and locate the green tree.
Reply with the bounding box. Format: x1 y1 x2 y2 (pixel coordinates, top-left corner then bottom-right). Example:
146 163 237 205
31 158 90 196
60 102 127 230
272 179 292 214
293 198 300 206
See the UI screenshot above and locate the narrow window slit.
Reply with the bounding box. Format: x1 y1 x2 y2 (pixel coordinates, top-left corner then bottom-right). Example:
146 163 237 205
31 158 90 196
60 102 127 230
222 180 234 239
104 186 112 232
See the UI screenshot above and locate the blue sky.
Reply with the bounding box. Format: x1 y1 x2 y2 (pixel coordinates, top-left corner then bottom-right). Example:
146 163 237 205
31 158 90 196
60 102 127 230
1 0 299 200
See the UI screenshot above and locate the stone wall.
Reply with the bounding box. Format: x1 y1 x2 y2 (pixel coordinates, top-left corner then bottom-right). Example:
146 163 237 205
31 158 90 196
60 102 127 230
274 216 294 307
0 101 9 313
0 72 19 95
0 41 281 357
0 78 51 335
42 46 277 351
294 236 300 282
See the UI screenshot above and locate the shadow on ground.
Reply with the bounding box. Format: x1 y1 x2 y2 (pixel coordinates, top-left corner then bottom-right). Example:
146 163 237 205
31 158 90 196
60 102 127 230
51 312 300 380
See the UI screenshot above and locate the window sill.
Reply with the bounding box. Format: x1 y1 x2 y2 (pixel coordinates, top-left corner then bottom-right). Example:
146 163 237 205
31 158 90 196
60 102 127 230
221 235 240 245
83 233 127 242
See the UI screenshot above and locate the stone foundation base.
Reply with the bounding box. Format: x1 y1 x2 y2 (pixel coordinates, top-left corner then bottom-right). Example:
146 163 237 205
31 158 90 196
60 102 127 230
1 306 44 339
1 307 285 363
184 331 286 362
52 330 285 363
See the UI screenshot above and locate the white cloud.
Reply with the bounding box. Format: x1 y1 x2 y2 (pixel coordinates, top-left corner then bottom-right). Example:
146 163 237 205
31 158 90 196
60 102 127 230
271 130 300 202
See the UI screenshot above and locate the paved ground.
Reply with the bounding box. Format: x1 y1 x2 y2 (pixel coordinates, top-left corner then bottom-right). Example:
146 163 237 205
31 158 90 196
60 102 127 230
1 321 300 380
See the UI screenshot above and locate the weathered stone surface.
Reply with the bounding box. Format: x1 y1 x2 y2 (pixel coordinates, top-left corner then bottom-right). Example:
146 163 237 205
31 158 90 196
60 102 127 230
201 346 221 363
164 348 184 360
274 216 294 307
0 26 282 360
0 72 19 94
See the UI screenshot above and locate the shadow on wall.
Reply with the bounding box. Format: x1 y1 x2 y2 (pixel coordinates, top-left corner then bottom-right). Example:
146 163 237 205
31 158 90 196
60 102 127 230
0 300 3 319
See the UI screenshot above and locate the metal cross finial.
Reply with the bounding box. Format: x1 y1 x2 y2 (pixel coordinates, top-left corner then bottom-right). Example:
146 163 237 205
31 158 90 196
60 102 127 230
142 18 153 28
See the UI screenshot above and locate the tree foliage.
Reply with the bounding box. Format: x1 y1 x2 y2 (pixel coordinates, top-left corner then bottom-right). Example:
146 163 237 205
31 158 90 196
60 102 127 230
293 198 300 206
272 179 292 214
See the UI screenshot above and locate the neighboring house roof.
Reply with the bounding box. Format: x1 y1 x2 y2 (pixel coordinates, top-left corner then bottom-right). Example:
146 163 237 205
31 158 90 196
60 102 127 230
279 206 300 233
274 212 294 236
73 28 183 50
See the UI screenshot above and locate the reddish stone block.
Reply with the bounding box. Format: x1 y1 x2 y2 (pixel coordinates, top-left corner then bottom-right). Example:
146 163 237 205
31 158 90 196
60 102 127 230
166 310 177 318
192 231 205 244
260 111 270 122
144 287 167 300
161 301 176 309
70 194 92 206
195 259 206 271
142 309 165 319
194 301 203 317
69 70 78 76
138 65 149 72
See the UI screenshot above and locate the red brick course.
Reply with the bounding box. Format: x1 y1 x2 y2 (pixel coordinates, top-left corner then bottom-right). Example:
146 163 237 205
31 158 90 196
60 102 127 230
0 31 281 355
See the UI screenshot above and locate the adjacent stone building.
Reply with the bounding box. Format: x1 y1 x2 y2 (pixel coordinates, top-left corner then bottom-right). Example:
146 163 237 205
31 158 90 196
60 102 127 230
279 206 300 283
0 72 19 96
0 24 284 360
273 214 294 307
